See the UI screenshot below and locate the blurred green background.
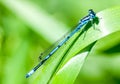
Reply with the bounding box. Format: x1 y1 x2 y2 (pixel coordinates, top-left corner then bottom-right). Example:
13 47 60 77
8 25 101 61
0 0 120 84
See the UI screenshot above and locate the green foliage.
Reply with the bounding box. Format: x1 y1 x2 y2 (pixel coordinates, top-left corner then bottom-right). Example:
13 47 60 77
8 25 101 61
0 0 120 84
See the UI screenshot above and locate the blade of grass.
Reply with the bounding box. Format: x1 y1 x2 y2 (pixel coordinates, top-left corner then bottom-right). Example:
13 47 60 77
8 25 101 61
49 7 120 84
50 51 89 84
28 7 120 84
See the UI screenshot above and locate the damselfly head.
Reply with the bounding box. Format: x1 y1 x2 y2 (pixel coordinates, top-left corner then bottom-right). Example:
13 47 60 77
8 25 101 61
89 9 96 18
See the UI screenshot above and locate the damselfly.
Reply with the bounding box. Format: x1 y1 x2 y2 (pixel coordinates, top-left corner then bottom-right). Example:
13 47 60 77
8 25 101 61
26 9 96 78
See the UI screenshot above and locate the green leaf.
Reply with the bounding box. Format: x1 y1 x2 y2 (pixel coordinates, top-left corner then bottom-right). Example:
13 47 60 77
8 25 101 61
49 51 90 84
30 7 120 84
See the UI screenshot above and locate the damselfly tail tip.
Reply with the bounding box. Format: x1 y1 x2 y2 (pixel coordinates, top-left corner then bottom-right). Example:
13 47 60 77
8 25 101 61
25 69 34 78
26 74 30 78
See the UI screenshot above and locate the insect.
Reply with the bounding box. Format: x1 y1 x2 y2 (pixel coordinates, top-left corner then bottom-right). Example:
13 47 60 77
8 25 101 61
26 9 96 78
